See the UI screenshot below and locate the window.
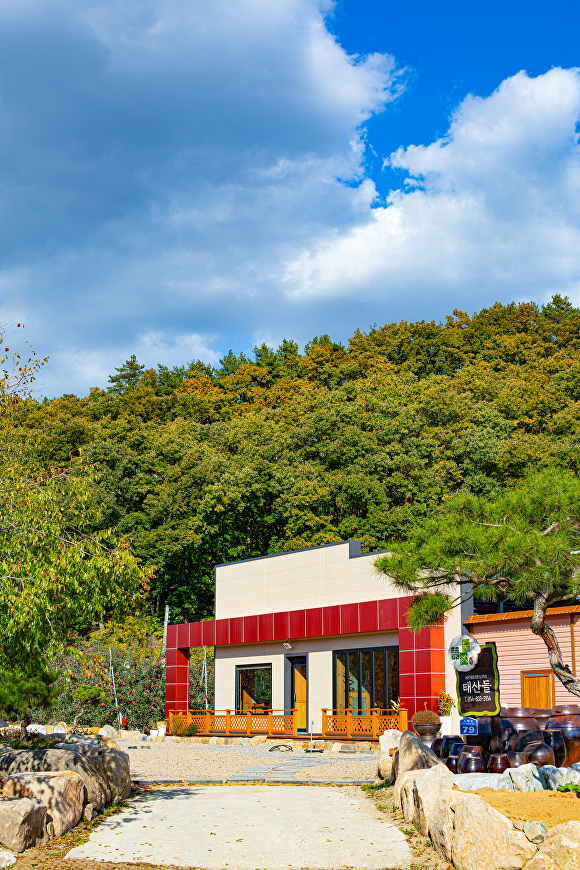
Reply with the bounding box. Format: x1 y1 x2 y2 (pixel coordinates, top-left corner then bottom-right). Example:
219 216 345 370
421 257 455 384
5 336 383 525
333 648 398 714
236 665 272 712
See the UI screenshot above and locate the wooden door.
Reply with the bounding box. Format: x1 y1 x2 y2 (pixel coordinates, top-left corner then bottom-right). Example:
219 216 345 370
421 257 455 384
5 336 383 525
521 670 554 708
293 661 308 731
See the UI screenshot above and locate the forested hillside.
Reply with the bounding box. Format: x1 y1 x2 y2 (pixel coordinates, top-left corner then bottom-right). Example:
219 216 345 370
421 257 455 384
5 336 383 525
8 296 580 623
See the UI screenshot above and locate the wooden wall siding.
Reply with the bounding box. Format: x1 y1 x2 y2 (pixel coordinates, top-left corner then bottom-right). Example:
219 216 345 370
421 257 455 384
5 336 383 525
473 615 579 707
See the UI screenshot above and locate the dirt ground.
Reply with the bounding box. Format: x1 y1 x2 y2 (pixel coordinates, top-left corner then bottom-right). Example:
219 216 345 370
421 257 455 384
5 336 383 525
475 787 580 827
13 783 446 870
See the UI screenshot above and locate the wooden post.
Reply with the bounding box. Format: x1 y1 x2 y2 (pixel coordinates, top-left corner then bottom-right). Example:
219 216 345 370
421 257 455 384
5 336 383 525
292 708 298 738
346 708 352 740
205 710 211 735
321 709 327 738
398 707 408 732
246 711 252 735
371 708 378 739
225 710 231 736
267 710 273 736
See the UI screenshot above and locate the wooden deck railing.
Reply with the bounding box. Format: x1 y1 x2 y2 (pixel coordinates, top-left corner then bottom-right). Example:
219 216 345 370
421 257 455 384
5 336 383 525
167 709 298 737
167 707 408 739
321 708 407 739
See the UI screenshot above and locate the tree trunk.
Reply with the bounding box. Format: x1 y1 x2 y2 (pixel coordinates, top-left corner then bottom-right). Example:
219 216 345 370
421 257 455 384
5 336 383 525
531 589 580 699
19 713 31 741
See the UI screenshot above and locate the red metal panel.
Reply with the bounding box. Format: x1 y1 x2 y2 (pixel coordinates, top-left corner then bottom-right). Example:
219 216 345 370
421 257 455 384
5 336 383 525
378 599 398 630
341 603 359 635
398 596 413 628
398 650 415 676
359 600 378 633
288 609 305 639
189 622 203 648
175 665 190 684
165 666 177 685
174 684 188 703
177 624 190 648
202 621 216 646
166 624 177 649
415 672 435 697
215 619 229 646
415 625 444 651
399 673 415 698
305 607 323 638
165 684 176 703
414 649 432 674
175 647 190 667
166 648 178 667
258 613 274 642
398 627 416 653
272 610 290 640
229 617 244 645
415 696 439 714
243 615 258 643
323 605 340 636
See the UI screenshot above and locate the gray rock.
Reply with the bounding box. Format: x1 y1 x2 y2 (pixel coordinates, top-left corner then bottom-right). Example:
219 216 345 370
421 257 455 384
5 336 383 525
0 748 111 810
0 798 46 853
0 850 16 867
571 763 580 774
523 821 546 844
393 730 441 784
377 752 393 781
525 821 580 869
452 792 537 869
507 763 546 792
378 730 401 753
452 772 514 792
97 726 119 740
2 771 84 838
83 804 94 822
546 767 569 790
512 820 525 831
412 764 454 836
100 748 130 802
428 788 459 863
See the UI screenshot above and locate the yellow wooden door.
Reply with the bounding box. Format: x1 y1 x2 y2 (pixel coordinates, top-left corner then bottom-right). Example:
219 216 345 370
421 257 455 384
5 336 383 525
294 662 307 730
521 670 553 708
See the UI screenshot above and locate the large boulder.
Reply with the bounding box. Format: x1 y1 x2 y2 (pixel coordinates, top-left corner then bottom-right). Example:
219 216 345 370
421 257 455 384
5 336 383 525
392 730 441 784
525 821 580 869
507 763 546 792
378 730 401 753
98 725 119 740
377 752 393 782
100 748 131 801
0 748 111 810
544 766 580 791
452 772 514 792
411 764 453 836
395 770 419 818
2 771 84 838
0 798 46 852
428 788 466 864
451 792 538 870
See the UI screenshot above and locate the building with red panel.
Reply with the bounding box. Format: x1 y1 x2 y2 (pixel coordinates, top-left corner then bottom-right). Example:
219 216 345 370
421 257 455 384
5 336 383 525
165 540 472 732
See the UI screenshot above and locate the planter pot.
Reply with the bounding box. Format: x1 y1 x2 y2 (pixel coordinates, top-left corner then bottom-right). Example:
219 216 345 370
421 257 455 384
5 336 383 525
439 715 453 736
542 729 567 767
412 723 440 748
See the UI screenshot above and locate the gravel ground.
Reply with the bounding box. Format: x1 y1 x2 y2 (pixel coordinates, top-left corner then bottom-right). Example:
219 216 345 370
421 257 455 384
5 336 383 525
119 740 378 783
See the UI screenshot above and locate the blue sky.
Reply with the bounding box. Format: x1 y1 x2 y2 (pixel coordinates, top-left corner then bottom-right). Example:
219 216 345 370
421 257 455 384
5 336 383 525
1 0 580 395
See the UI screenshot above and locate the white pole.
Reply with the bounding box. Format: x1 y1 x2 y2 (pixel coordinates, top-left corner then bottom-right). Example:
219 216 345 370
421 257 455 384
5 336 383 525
203 649 208 711
161 605 170 660
109 646 122 728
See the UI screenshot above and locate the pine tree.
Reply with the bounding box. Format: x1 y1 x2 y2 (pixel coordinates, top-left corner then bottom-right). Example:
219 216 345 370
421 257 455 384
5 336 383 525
107 355 145 393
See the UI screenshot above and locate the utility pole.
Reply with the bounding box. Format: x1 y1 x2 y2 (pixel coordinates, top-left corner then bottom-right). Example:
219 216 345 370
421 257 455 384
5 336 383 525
161 605 170 660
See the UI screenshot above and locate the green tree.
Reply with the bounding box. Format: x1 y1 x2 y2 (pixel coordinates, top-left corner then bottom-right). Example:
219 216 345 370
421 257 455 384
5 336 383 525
72 684 104 726
374 468 580 698
108 355 146 393
0 668 58 738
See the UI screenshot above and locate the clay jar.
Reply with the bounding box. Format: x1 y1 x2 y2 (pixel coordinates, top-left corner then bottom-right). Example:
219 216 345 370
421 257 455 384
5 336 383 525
533 709 553 731
487 753 510 774
542 729 567 767
505 708 539 733
458 745 487 772
514 730 544 753
440 736 465 760
507 751 528 768
524 742 555 767
546 706 580 766
431 737 443 758
446 754 460 774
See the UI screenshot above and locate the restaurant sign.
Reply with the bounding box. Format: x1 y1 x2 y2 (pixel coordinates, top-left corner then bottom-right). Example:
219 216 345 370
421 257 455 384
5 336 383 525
456 642 501 717
448 634 481 672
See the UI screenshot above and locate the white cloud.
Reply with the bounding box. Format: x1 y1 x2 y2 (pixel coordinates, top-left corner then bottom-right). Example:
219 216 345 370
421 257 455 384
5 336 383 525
285 68 580 306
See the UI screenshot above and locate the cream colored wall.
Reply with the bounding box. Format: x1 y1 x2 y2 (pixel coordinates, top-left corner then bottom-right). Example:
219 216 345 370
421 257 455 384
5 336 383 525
215 541 406 619
214 630 398 733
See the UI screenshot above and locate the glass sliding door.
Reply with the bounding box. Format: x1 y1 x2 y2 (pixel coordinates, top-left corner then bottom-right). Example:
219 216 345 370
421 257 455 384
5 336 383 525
236 665 272 713
333 647 398 713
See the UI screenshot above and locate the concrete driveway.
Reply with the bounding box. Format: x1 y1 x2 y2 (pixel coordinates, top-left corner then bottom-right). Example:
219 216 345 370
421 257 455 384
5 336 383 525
66 785 411 869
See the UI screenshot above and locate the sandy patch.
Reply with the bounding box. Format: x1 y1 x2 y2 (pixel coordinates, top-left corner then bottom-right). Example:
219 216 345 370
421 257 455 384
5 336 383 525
475 787 580 827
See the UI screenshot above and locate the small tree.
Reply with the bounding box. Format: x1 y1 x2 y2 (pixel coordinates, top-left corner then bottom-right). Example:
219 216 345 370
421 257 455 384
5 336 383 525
0 668 58 739
374 468 580 699
72 684 104 727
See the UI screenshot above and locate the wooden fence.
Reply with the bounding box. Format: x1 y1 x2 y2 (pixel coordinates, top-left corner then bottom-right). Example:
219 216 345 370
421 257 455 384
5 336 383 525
167 707 407 739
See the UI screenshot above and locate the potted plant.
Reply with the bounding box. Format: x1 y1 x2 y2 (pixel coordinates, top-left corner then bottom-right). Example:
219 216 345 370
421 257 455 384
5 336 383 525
437 691 456 736
410 706 441 747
